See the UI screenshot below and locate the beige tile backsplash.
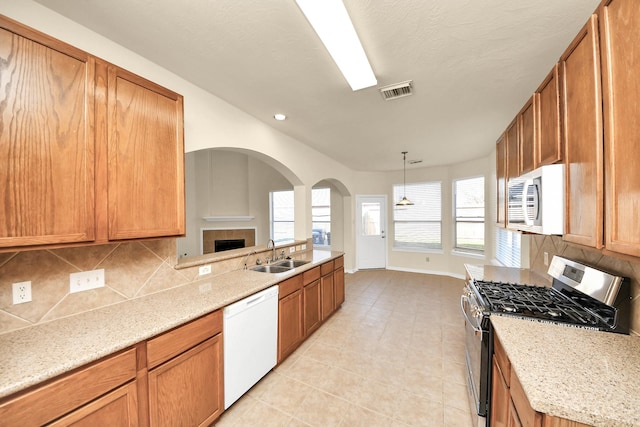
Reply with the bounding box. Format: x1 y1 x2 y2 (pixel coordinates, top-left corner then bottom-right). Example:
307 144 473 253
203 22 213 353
0 239 310 335
529 235 640 336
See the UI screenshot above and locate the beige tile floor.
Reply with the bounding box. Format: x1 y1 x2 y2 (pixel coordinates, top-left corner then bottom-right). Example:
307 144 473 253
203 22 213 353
215 269 473 427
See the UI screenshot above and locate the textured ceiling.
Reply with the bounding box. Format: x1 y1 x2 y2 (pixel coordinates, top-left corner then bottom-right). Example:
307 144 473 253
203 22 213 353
34 0 601 171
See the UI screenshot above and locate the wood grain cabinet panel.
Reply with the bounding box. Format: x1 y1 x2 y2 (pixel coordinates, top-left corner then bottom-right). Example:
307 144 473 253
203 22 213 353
496 133 507 227
278 288 304 363
506 119 520 180
536 65 563 167
334 265 345 307
0 348 137 426
148 335 223 427
106 66 185 240
48 382 139 427
321 270 335 320
519 96 537 175
561 15 604 249
600 0 640 257
0 17 96 249
304 278 322 337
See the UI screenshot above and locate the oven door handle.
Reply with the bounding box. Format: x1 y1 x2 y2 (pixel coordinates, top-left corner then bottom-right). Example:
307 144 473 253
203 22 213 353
460 295 483 334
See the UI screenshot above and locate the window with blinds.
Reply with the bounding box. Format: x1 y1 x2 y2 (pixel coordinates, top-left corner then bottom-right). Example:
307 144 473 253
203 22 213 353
495 227 521 267
270 190 294 243
393 181 442 250
454 176 485 253
312 187 331 247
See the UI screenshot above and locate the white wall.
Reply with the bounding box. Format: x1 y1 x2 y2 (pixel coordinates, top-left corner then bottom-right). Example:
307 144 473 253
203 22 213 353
4 1 495 277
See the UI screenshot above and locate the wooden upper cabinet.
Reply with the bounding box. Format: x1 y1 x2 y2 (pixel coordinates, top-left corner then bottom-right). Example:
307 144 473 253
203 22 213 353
0 17 96 248
561 14 604 249
536 65 563 167
0 16 185 250
506 119 519 180
600 0 640 257
518 96 536 175
496 134 507 227
106 66 185 240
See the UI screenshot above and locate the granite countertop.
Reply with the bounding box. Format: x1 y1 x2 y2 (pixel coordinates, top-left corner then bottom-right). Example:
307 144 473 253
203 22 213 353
464 263 551 287
0 250 342 399
492 316 640 427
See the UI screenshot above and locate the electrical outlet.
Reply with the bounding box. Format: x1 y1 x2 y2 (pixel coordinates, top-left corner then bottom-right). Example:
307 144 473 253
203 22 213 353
544 252 549 266
199 264 212 276
425 256 430 262
12 281 32 304
70 269 105 294
301 244 307 250
289 246 295 253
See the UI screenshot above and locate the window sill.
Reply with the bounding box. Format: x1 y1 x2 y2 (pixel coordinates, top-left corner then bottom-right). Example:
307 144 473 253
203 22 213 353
451 249 485 259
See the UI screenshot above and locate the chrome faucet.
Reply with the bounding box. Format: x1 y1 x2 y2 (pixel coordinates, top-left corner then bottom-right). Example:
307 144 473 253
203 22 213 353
267 239 276 264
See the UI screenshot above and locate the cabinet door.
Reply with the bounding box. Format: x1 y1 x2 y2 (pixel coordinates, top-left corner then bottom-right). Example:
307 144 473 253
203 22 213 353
490 357 509 427
519 96 537 174
561 15 604 248
148 334 223 427
496 133 507 227
600 0 640 257
536 65 562 167
334 266 345 307
508 398 523 427
107 66 185 240
0 18 96 248
506 119 520 180
48 382 138 427
321 273 335 320
278 289 303 363
304 279 322 337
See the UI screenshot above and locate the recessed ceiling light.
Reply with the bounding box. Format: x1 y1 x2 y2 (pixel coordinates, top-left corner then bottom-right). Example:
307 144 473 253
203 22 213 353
295 0 376 91
274 113 287 121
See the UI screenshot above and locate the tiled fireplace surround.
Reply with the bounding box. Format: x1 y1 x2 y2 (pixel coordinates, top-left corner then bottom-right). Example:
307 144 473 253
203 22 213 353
0 235 639 335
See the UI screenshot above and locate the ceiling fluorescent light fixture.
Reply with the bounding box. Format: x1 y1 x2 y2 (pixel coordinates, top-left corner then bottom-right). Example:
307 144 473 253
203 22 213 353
296 0 376 91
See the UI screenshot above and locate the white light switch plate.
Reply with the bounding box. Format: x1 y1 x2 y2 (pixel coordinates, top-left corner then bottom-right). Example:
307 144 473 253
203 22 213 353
70 269 105 293
199 264 212 276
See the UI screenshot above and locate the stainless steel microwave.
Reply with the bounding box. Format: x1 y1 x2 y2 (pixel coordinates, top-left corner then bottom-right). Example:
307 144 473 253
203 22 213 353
507 164 564 234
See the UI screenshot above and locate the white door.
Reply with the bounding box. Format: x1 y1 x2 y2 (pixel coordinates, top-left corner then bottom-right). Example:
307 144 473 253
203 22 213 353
356 195 387 269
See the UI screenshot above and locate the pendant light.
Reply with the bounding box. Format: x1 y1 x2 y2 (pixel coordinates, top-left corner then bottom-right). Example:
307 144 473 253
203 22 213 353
396 151 414 206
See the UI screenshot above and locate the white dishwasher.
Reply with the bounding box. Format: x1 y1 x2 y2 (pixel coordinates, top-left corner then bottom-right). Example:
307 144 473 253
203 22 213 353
223 284 279 409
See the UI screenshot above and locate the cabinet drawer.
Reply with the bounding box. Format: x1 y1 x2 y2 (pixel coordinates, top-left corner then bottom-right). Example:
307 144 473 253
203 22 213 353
147 310 222 369
279 274 303 298
0 347 137 426
494 334 511 387
303 266 320 284
320 260 334 276
334 256 344 269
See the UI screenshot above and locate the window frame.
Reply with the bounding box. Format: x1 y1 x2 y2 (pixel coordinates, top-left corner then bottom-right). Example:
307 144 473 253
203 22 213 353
269 189 295 243
453 175 485 254
392 180 443 252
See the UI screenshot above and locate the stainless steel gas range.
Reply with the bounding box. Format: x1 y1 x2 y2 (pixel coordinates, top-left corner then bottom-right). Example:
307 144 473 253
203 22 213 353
461 256 631 427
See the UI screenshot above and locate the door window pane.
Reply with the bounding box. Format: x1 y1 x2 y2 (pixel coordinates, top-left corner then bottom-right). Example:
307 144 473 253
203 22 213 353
361 202 381 236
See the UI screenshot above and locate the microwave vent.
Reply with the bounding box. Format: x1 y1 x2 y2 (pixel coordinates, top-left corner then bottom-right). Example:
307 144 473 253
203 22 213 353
379 80 413 101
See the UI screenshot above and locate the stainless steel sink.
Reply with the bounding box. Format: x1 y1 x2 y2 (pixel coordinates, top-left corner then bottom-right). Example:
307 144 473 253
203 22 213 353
275 259 310 269
251 265 292 273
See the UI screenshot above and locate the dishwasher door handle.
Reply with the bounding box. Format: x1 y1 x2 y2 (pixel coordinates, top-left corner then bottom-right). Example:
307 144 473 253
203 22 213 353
245 294 266 306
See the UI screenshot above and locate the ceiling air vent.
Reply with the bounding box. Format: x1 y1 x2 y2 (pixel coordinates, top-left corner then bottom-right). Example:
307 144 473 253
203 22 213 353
379 80 413 101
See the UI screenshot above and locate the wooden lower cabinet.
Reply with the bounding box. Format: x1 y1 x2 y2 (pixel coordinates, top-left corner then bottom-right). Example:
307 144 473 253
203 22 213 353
492 334 590 427
148 335 223 427
278 275 304 363
0 347 138 426
49 382 139 427
304 278 322 337
146 310 223 427
321 271 335 320
334 266 345 307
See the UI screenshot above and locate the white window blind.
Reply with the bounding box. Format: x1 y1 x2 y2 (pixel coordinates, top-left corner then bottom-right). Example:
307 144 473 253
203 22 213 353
495 227 521 267
270 190 294 243
393 181 442 250
454 176 485 252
